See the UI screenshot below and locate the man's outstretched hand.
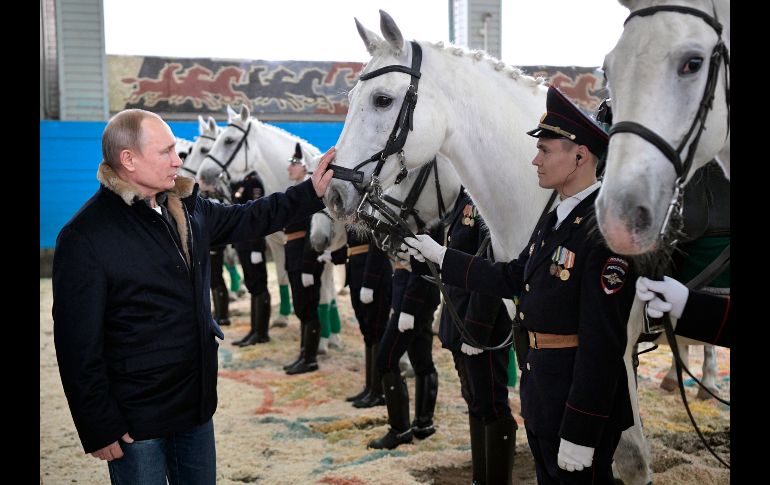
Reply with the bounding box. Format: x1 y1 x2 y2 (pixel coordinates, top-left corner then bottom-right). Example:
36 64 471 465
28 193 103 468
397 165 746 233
312 147 336 198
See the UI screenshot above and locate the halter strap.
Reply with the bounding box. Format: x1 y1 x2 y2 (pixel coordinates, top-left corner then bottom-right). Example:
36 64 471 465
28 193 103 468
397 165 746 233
204 122 251 182
351 41 423 182
625 5 723 34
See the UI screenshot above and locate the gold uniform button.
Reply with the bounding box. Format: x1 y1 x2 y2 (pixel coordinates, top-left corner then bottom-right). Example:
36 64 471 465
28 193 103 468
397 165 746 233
519 311 525 320
525 283 530 292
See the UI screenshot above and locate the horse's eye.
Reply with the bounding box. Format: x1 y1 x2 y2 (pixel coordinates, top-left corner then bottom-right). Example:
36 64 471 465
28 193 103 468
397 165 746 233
374 95 393 108
201 147 210 154
680 57 703 74
224 137 235 145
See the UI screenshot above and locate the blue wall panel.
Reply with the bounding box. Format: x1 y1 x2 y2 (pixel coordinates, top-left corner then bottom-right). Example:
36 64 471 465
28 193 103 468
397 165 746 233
40 120 343 248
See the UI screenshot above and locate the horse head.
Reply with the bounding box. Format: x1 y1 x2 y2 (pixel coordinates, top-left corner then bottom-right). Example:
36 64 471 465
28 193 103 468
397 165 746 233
595 0 730 255
324 10 448 220
196 104 256 198
180 115 222 180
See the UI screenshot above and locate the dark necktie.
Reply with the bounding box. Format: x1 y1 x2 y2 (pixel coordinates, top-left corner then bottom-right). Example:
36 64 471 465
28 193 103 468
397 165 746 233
541 210 559 240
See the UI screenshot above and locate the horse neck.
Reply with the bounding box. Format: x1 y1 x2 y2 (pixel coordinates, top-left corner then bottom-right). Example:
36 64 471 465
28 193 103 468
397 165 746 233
426 45 552 259
247 121 296 194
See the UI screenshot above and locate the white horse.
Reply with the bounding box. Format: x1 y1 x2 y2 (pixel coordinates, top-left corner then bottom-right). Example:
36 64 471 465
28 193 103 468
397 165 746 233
196 104 318 199
180 115 222 179
195 106 341 335
322 11 655 484
595 0 730 255
593 0 729 432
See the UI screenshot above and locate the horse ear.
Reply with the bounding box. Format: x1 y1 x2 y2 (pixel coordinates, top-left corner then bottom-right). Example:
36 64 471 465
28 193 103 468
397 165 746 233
226 104 238 121
207 116 217 133
198 115 207 135
294 143 302 160
239 104 250 123
355 17 383 56
617 0 639 9
379 10 405 55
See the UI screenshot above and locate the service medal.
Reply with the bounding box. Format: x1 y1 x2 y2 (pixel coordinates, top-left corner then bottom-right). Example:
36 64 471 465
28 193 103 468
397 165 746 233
560 269 570 281
550 264 558 275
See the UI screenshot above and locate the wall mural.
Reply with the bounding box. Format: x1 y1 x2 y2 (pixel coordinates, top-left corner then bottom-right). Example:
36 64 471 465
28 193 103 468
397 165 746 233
109 56 608 119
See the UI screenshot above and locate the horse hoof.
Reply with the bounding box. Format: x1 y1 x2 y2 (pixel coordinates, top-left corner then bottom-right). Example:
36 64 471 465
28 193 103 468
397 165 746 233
696 386 718 400
659 377 677 392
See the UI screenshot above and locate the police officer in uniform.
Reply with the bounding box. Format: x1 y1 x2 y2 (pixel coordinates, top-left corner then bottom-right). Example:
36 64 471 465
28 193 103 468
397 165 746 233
403 86 637 484
368 226 442 450
345 229 392 408
230 171 272 346
439 188 517 484
283 144 324 375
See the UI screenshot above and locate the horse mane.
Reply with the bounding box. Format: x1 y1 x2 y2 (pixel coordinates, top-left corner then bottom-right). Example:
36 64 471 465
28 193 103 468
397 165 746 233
257 120 321 155
428 40 547 91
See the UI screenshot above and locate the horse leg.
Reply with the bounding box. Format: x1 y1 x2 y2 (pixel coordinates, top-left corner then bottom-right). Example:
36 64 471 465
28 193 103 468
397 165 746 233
613 301 653 485
696 344 720 400
660 342 689 392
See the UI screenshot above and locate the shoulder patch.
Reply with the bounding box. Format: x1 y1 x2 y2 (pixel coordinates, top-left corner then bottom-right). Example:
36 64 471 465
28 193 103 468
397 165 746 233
601 257 629 294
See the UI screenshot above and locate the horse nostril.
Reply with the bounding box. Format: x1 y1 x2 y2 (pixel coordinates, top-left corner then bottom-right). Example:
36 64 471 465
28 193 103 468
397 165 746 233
632 205 653 233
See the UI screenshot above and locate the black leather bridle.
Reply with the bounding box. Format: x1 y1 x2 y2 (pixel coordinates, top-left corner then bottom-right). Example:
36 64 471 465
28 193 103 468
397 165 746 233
608 4 730 245
203 122 252 200
360 157 446 254
351 41 423 187
179 133 218 177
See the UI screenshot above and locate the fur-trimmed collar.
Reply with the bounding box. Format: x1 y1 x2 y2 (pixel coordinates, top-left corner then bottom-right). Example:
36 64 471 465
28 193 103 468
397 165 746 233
97 161 195 206
97 161 194 266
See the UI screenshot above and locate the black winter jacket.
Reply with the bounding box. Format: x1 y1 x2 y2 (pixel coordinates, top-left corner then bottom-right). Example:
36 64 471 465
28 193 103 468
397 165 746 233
52 162 323 453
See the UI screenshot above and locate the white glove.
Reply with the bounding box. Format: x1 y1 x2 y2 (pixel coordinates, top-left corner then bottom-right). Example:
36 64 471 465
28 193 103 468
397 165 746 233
316 250 332 263
397 312 415 332
557 438 594 472
635 276 689 320
401 234 447 267
301 273 314 287
250 251 263 264
359 287 374 304
460 343 483 356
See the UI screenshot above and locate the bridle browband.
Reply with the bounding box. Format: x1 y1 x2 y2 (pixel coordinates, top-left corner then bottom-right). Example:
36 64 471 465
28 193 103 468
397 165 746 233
608 4 730 244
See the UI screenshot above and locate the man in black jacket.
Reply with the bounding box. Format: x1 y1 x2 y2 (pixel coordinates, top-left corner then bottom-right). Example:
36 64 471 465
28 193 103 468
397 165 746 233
52 109 334 484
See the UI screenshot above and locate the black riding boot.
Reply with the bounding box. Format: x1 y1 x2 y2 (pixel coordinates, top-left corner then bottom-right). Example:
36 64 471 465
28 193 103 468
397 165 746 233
411 371 438 439
238 292 271 346
354 344 385 408
283 322 305 371
484 416 517 485
347 343 372 402
469 415 486 485
212 286 231 326
367 372 413 449
286 320 320 375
